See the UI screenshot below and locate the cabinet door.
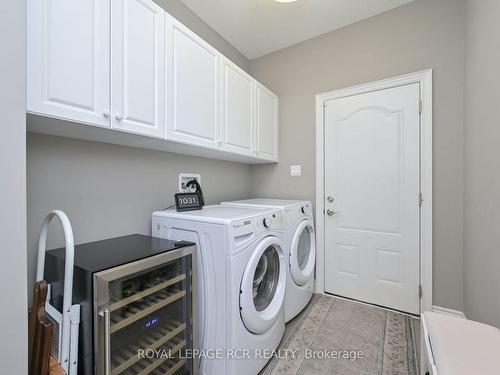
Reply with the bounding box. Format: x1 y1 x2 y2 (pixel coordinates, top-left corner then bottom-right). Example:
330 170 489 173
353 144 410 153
221 59 255 157
111 0 165 138
166 17 221 149
256 83 279 161
27 0 110 127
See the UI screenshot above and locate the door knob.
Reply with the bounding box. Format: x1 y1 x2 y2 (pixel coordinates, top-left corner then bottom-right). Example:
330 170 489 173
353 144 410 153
326 209 336 216
327 196 334 203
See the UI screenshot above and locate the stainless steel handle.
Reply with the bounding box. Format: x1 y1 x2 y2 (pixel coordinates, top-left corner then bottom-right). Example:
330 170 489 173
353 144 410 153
326 209 337 216
103 309 111 375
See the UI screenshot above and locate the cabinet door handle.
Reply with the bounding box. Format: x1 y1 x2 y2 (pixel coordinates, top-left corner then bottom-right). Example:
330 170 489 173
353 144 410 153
115 113 123 121
103 110 111 118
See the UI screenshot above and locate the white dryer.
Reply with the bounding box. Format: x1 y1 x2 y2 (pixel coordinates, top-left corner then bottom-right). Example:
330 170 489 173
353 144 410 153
152 205 286 375
221 199 315 322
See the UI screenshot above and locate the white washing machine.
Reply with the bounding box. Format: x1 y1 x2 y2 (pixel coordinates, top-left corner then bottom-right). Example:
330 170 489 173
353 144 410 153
221 199 315 322
152 205 286 375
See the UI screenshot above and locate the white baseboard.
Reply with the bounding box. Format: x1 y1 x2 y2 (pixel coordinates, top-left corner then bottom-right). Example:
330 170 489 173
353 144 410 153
432 305 466 319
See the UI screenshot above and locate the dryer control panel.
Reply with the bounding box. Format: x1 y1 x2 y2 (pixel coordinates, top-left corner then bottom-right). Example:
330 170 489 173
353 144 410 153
283 202 313 227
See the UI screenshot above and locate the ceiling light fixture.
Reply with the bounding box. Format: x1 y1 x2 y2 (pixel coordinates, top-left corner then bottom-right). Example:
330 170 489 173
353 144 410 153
274 0 297 3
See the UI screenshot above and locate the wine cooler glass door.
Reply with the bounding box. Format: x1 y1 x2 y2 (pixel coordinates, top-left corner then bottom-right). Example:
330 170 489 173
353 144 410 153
94 248 195 375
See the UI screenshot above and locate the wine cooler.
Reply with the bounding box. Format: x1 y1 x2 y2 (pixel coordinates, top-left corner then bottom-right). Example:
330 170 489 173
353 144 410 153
45 234 196 375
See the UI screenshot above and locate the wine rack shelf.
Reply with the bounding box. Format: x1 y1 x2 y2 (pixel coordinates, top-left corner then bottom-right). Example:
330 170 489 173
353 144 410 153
121 337 187 375
150 358 186 375
108 273 186 312
111 320 186 375
110 289 186 334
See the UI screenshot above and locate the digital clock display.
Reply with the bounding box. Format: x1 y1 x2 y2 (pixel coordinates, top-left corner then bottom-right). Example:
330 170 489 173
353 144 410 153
175 192 203 212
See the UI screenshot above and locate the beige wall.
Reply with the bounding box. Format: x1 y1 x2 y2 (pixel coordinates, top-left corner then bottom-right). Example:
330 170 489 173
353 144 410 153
249 0 466 311
26 0 251 300
464 0 500 327
0 0 28 372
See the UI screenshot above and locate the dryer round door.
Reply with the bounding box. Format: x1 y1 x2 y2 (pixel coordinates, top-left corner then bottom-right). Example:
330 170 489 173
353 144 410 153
290 219 316 286
240 236 286 334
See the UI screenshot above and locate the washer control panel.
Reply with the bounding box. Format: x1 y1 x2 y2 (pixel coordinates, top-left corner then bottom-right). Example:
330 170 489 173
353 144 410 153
231 209 283 247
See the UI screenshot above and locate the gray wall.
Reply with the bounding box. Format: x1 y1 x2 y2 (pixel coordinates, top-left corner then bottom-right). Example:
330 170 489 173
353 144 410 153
26 0 251 300
27 134 253 296
249 0 466 311
154 0 249 71
464 0 500 327
0 0 28 372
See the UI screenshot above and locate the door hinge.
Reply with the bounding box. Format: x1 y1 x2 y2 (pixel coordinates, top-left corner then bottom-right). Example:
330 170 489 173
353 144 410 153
419 99 423 114
419 192 423 207
419 284 423 299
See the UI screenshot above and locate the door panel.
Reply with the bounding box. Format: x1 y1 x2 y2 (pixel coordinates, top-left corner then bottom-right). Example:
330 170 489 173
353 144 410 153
256 84 278 161
111 0 165 138
166 18 220 149
324 83 420 314
27 0 110 127
336 107 403 234
221 59 255 156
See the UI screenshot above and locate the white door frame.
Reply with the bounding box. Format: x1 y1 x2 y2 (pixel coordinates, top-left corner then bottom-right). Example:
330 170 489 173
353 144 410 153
314 69 433 313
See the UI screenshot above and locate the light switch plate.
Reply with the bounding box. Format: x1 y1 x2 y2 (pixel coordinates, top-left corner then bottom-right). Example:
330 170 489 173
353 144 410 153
290 165 302 176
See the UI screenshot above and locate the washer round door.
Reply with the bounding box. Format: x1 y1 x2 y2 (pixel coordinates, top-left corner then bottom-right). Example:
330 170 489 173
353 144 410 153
289 219 316 286
240 236 286 334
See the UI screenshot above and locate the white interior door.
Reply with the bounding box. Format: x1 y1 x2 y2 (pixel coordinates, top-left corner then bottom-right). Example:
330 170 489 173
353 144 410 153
324 83 421 314
111 0 165 138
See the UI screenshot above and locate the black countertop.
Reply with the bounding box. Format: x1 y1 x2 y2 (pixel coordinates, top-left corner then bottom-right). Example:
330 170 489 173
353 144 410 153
47 234 194 272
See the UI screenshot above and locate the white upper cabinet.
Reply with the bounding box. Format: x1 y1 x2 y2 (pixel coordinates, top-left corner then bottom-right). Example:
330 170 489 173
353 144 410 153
27 2 279 163
221 58 255 157
255 83 279 161
27 0 111 127
111 0 165 138
166 16 221 150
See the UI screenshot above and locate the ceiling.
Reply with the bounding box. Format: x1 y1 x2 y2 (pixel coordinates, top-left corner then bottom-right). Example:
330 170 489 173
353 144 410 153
178 0 416 60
